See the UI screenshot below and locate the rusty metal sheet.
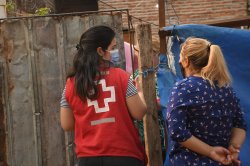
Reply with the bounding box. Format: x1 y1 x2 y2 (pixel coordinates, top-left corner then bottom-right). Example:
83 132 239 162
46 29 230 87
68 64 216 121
0 62 7 166
0 12 124 166
0 19 38 166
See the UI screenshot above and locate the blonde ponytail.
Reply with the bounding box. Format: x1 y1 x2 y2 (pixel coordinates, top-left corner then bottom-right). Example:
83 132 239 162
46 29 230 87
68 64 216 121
201 45 232 87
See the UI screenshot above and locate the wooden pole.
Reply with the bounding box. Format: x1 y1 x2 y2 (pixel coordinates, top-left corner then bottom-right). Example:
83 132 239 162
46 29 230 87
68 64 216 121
158 0 167 53
158 0 165 28
135 24 163 166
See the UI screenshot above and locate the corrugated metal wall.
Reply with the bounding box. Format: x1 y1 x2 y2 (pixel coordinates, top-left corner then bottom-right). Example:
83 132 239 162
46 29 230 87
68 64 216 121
0 12 124 166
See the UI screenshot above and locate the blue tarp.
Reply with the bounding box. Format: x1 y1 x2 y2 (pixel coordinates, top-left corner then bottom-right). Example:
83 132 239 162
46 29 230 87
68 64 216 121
157 24 250 165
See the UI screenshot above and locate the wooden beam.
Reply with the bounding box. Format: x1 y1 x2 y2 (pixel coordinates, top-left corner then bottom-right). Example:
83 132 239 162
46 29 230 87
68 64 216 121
158 0 167 54
159 16 250 37
208 16 250 27
0 62 7 166
158 0 165 27
135 24 163 166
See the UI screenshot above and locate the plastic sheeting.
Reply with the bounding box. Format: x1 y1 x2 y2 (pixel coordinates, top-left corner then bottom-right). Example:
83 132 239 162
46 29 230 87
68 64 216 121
158 24 250 165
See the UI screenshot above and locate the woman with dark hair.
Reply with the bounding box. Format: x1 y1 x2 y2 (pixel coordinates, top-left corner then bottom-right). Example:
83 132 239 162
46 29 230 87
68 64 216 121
166 37 247 165
60 25 147 166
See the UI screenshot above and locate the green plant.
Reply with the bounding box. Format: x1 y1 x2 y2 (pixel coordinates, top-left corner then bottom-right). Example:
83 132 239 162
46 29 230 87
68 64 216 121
35 7 51 16
6 2 15 13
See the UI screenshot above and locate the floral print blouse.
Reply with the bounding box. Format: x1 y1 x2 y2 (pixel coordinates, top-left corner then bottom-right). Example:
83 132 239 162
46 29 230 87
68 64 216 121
166 76 247 165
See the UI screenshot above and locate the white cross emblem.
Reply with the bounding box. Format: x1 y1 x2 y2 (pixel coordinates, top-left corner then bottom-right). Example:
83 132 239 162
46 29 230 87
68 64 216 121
87 79 116 113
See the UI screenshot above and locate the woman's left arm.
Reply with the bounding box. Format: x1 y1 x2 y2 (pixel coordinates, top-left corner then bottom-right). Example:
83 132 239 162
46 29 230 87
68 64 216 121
229 128 246 149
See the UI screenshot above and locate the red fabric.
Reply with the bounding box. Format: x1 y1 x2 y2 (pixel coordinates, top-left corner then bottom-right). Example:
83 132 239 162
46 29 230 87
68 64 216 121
65 67 147 164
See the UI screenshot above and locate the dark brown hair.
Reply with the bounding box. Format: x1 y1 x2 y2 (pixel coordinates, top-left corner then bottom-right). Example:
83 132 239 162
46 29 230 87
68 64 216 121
67 25 115 100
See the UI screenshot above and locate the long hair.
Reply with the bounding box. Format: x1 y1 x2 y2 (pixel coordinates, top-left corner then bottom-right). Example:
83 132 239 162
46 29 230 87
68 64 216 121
67 25 115 100
181 37 231 87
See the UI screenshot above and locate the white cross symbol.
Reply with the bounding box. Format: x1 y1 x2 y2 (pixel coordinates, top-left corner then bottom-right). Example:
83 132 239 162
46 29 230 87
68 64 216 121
87 79 116 113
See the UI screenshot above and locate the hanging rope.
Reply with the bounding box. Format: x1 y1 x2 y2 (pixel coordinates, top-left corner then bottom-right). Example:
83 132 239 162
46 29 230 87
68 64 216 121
165 0 180 25
138 66 159 78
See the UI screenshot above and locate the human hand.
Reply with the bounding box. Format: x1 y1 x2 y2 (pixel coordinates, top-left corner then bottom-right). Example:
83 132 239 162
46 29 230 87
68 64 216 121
208 146 232 165
228 144 241 166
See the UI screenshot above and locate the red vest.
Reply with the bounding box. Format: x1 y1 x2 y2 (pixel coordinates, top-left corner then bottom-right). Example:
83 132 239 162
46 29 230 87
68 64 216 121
65 68 147 164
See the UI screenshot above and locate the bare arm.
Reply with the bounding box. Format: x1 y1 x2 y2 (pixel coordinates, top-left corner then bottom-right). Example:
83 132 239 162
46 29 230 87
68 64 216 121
228 128 246 166
60 107 75 131
230 90 247 148
229 127 246 148
126 91 147 120
125 75 147 120
180 135 212 157
167 106 231 164
180 136 232 165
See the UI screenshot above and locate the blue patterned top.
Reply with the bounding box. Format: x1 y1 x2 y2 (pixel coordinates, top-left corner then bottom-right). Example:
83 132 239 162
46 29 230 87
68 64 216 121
166 76 247 166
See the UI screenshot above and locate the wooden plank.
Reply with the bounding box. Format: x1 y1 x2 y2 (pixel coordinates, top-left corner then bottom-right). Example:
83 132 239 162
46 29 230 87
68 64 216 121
135 24 163 166
158 0 165 28
208 16 250 28
0 62 7 166
158 0 167 54
159 16 250 37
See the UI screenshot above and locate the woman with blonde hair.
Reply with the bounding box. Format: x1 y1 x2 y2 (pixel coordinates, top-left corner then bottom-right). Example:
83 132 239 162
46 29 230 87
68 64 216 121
166 37 247 165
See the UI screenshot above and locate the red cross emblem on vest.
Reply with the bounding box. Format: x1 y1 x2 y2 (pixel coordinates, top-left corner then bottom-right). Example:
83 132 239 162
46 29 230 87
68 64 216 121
87 79 116 113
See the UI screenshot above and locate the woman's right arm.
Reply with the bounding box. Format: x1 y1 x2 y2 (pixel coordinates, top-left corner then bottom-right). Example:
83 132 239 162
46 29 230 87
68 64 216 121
60 86 75 131
60 107 75 131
